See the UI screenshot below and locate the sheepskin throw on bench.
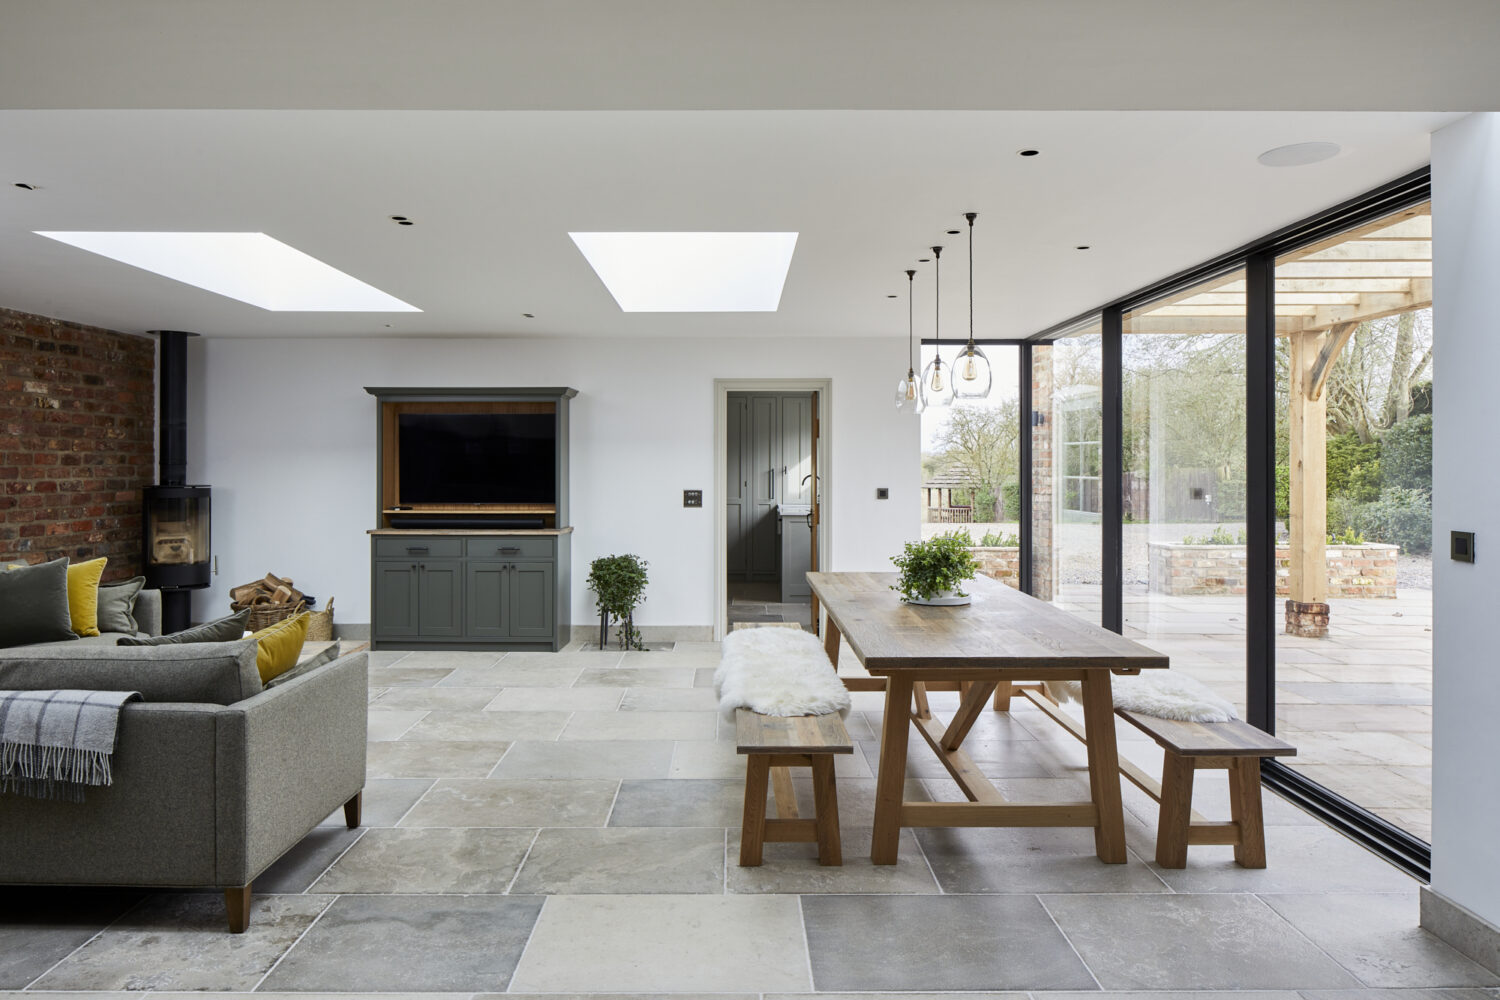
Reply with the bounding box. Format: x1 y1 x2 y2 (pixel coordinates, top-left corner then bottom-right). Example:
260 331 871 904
715 627 851 719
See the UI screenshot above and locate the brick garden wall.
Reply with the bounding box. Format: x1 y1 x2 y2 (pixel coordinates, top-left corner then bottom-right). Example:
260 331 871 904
1147 541 1399 599
0 308 155 580
971 546 1021 589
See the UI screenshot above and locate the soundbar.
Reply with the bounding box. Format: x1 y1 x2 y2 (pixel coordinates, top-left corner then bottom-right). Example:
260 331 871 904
387 515 546 530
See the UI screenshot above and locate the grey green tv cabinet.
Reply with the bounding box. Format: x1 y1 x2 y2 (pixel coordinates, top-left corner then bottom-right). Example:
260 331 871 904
365 386 576 652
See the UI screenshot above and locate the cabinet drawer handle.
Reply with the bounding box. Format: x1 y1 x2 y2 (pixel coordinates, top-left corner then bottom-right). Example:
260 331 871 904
406 546 430 554
497 546 521 554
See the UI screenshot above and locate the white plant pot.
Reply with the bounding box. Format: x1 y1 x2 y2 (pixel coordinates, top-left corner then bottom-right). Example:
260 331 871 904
903 589 972 607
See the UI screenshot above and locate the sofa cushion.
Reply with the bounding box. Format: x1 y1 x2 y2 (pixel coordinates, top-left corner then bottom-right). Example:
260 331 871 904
0 558 77 648
263 641 342 689
251 611 311 684
0 638 265 705
66 557 108 637
118 610 250 647
97 576 146 635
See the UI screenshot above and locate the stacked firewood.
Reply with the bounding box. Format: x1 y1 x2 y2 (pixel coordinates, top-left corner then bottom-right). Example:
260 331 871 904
230 573 306 610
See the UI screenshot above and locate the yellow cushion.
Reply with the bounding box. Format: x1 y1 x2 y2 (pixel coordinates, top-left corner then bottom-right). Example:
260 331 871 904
251 611 311 684
66 557 108 637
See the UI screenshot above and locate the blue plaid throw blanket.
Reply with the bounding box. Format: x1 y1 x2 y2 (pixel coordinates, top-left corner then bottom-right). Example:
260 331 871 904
0 689 141 800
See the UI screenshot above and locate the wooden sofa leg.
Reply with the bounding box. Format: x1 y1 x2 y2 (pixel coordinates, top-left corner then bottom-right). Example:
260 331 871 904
343 791 363 829
1155 754 1194 869
1229 757 1268 868
225 884 251 933
811 755 842 866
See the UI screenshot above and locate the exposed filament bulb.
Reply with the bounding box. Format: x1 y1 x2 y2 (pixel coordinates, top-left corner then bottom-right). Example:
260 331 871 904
961 351 979 381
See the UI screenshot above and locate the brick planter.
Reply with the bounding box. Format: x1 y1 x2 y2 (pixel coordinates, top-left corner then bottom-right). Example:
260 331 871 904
1147 541 1399 598
970 546 1021 589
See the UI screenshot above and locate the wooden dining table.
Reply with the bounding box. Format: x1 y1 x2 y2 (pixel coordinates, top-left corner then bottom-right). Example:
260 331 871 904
807 571 1169 865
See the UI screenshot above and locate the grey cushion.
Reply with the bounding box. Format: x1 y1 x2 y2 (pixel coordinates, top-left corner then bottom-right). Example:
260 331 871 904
97 576 147 634
0 557 77 648
264 643 342 689
0 638 265 705
118 609 250 647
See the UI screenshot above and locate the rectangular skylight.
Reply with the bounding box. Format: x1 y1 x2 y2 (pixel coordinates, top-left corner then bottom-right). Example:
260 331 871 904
32 231 420 312
569 232 797 312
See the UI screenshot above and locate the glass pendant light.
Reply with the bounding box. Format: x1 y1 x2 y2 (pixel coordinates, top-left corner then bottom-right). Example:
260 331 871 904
894 269 922 412
954 212 994 399
919 246 954 409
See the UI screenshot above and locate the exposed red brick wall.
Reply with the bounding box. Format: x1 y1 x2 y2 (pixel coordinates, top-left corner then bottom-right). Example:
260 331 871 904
1 308 155 580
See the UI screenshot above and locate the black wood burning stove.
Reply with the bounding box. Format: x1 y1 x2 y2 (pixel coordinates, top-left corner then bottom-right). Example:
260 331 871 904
142 331 210 633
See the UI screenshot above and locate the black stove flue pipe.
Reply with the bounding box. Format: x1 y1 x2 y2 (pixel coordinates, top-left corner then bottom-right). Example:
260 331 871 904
144 331 210 633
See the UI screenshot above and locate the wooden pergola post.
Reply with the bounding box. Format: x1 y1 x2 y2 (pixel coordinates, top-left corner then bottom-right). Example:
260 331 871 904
1285 321 1356 638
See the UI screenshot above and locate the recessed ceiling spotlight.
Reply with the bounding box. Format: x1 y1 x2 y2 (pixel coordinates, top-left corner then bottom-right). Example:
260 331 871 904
1257 141 1341 167
389 215 414 225
1018 149 1040 157
522 313 535 318
13 182 38 190
887 294 897 299
946 230 960 235
917 257 931 263
1075 245 1091 250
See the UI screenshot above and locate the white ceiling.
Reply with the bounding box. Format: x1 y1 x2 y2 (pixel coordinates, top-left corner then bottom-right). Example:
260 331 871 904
0 1 1490 340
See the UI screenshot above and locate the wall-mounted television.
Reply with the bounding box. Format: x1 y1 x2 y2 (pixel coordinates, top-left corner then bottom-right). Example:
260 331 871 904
397 412 556 505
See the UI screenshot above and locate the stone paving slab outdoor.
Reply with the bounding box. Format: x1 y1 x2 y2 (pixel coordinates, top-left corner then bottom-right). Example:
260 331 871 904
259 894 543 993
509 895 811 993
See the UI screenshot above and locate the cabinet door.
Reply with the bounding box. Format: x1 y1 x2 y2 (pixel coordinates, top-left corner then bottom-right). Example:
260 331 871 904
417 559 464 638
465 561 508 639
748 394 780 579
508 561 555 639
373 562 420 639
780 393 814 505
726 395 749 578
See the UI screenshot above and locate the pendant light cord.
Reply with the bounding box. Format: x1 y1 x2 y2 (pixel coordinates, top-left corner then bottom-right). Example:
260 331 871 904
932 246 943 366
906 269 916 374
966 212 977 351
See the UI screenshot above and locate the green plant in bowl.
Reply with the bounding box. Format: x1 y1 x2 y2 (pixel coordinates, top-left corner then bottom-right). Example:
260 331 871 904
890 534 979 604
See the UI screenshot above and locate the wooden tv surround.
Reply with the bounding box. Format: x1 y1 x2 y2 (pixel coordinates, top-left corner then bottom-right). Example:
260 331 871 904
364 387 577 652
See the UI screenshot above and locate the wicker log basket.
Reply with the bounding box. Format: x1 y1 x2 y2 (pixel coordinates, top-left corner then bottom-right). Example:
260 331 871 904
235 600 306 633
230 574 322 634
305 598 335 642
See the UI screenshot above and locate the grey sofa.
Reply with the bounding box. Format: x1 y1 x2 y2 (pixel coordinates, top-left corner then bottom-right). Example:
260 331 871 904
0 589 368 932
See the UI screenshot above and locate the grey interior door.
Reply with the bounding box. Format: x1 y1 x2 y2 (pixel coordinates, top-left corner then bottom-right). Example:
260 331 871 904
374 562 420 638
748 394 780 580
465 561 507 639
726 395 749 579
417 559 464 637
508 562 555 639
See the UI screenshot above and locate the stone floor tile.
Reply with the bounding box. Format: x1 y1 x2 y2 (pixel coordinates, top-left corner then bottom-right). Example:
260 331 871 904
1262 892 1500 989
0 888 143 989
1038 993 1300 1000
916 824 1170 894
560 709 717 741
253 826 364 893
727 828 939 894
437 663 582 687
364 649 412 667
32 893 331 992
618 686 721 711
621 649 725 670
365 740 510 779
575 666 697 688
695 666 717 687
387 650 503 670
670 738 871 778
490 739 675 779
764 994 1028 1000
1041 892 1360 991
856 738 1059 779
1149 825 1419 894
310 827 536 893
609 777 745 827
400 709 570 742
502 649 623 669
367 664 454 687
370 686 505 711
260 894 542 993
485 686 624 712
509 894 810 993
399 778 618 827
510 827 724 893
319 777 433 827
801 894 1096 991
366 708 429 741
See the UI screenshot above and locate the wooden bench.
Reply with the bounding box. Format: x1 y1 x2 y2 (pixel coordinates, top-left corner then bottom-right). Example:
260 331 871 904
735 709 853 867
1016 686 1296 868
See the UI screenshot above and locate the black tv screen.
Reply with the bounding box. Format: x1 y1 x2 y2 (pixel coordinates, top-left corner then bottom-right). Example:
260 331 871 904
398 413 556 505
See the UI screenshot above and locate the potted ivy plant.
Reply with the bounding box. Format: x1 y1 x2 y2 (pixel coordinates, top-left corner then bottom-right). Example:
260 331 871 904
587 553 649 650
890 533 979 606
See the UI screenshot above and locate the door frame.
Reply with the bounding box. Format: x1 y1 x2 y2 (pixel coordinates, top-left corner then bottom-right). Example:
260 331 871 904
713 378 832 641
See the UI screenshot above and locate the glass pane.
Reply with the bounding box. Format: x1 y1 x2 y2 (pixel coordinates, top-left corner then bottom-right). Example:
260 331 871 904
1274 202 1433 841
1123 270 1248 714
919 342 1023 586
1030 320 1102 623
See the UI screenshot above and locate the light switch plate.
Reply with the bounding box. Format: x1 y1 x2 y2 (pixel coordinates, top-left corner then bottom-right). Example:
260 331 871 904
683 489 703 508
876 487 889 500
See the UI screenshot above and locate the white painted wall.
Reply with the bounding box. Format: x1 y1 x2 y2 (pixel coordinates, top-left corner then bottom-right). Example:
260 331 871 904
1429 113 1500 928
185 335 919 629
